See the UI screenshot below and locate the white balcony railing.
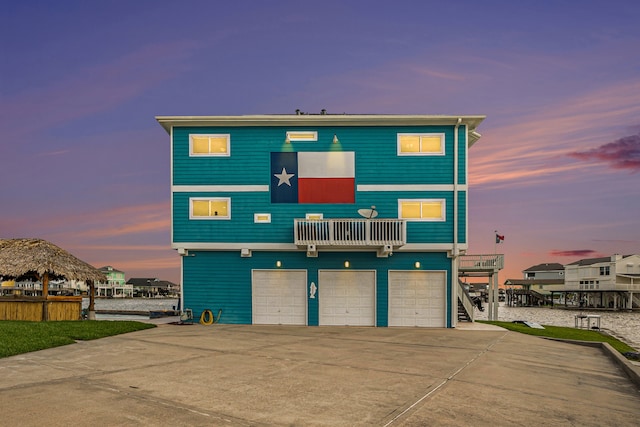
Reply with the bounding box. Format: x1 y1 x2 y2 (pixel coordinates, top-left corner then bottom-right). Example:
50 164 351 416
459 254 504 271
294 219 406 247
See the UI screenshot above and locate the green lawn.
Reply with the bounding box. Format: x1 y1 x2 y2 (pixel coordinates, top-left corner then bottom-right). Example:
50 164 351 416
480 320 637 355
0 320 156 358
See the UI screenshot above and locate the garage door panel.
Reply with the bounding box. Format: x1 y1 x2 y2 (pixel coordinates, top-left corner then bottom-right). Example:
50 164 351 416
252 270 307 325
389 271 446 328
319 270 375 326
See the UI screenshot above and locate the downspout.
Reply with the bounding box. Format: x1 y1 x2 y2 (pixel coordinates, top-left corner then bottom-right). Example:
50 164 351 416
454 117 461 257
452 118 462 327
180 255 185 314
170 125 185 315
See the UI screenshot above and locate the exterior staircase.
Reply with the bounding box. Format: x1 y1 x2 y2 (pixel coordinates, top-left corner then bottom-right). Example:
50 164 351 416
457 280 476 322
458 300 472 322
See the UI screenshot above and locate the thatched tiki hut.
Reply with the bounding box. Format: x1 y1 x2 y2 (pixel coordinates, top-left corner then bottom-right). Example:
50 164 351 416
0 238 106 321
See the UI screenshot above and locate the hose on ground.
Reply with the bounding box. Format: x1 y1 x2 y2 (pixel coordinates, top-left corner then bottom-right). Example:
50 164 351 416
199 309 214 325
199 309 222 325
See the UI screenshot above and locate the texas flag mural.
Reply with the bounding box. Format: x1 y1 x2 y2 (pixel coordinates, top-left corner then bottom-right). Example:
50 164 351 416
271 151 355 203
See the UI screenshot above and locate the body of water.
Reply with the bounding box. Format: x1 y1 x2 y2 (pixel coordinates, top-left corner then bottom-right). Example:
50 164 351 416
82 298 180 320
475 304 640 350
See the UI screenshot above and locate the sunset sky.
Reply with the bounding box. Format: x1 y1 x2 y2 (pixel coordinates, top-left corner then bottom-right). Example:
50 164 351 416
1 1 639 285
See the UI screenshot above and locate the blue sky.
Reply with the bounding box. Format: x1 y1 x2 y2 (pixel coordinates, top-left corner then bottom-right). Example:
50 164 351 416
1 0 639 283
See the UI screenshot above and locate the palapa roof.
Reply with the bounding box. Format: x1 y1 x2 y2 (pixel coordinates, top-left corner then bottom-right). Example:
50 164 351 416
0 238 106 282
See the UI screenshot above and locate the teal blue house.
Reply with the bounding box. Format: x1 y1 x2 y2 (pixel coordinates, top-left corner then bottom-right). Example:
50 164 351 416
156 113 485 327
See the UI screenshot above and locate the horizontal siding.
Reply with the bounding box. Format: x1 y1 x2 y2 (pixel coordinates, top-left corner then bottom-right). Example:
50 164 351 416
458 191 467 244
183 250 452 327
173 191 463 243
172 124 468 245
173 126 460 186
458 125 467 185
183 251 252 324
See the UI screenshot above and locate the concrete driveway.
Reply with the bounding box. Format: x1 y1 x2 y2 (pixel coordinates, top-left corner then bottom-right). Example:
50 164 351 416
1 324 639 426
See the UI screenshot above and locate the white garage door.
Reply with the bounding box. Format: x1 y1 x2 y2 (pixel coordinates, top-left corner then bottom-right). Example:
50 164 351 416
252 270 307 325
319 270 376 326
388 271 446 327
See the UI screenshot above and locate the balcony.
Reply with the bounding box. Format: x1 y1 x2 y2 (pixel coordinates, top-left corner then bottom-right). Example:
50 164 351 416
459 254 504 272
294 219 406 255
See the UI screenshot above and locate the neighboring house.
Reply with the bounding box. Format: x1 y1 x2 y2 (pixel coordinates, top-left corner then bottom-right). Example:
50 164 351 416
504 263 565 295
1 279 87 296
564 254 640 309
156 113 485 327
97 266 133 298
127 278 180 298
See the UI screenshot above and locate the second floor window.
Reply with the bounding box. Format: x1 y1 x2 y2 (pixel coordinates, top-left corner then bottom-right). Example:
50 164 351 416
599 266 610 276
190 134 230 156
398 199 445 221
397 133 445 156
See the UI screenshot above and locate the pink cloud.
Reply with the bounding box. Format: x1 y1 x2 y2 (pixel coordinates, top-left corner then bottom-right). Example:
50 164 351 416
11 202 171 243
469 79 640 188
0 41 198 138
63 243 180 282
408 65 467 81
549 249 598 257
568 133 640 172
38 150 70 157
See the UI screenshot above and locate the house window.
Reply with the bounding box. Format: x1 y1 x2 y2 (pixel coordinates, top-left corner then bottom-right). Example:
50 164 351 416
286 131 317 142
254 213 271 223
398 199 445 221
190 134 230 156
190 198 230 219
397 133 445 156
599 266 610 276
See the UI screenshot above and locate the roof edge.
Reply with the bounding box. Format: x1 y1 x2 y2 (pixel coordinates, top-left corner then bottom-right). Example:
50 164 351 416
155 114 486 136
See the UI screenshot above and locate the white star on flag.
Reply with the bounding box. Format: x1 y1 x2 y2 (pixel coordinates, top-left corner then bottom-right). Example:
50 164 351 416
274 167 295 186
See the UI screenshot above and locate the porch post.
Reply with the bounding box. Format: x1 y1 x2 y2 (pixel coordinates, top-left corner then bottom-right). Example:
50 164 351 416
487 273 494 320
42 272 49 321
493 271 499 320
88 280 96 320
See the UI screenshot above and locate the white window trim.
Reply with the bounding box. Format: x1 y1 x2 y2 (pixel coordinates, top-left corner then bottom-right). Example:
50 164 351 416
305 213 324 220
286 131 317 142
397 133 445 156
254 213 272 223
189 134 231 157
189 197 231 220
398 199 446 222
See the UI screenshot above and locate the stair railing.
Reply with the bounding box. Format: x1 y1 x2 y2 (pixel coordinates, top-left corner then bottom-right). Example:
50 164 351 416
457 280 475 322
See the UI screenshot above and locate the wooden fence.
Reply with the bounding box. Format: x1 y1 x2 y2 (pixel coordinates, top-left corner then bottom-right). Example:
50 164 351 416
0 296 82 321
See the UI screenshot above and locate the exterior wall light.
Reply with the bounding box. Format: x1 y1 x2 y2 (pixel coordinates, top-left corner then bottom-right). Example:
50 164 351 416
415 261 421 269
344 261 350 268
333 134 340 144
276 260 282 268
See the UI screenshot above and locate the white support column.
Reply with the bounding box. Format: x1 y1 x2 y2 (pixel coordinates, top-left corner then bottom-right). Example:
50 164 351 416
493 271 499 320
452 256 458 327
487 273 494 320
